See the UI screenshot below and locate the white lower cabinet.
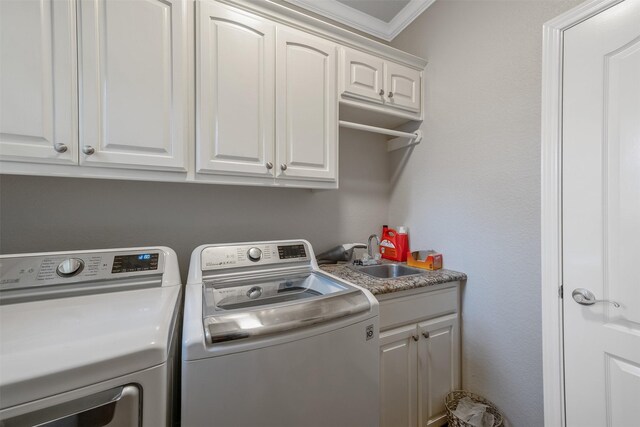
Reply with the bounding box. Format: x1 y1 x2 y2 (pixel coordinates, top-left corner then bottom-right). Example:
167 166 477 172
379 285 461 427
418 314 460 427
380 324 418 427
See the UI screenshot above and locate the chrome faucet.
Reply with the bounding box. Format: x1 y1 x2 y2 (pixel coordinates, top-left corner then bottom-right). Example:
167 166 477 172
367 234 380 258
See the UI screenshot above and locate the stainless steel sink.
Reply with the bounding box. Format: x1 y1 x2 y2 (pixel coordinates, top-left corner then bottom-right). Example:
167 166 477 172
351 263 424 279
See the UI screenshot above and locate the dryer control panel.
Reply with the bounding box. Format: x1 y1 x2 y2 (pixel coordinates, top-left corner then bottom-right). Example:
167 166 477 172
0 250 165 293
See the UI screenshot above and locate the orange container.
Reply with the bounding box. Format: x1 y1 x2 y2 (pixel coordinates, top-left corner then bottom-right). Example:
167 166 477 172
407 250 443 270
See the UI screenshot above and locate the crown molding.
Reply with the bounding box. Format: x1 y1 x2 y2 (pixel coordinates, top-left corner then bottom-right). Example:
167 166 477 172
217 0 428 68
283 0 435 41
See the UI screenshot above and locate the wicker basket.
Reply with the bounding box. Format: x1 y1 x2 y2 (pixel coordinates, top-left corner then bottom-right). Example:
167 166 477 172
445 390 503 427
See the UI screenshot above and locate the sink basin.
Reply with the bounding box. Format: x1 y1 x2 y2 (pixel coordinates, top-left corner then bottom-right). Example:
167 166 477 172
351 263 424 279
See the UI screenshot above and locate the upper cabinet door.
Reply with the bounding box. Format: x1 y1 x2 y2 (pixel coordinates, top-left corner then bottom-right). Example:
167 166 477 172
78 0 188 171
276 27 337 181
0 0 77 164
340 48 385 104
385 62 421 113
196 1 275 177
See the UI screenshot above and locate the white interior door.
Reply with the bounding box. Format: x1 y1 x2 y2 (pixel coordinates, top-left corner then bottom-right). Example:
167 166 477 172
563 1 640 426
196 1 275 177
78 0 188 171
0 0 77 164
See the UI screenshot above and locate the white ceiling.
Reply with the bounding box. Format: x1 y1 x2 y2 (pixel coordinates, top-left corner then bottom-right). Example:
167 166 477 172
283 0 435 41
336 0 410 23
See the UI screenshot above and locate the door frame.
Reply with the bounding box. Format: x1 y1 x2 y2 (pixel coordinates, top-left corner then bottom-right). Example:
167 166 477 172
541 0 625 426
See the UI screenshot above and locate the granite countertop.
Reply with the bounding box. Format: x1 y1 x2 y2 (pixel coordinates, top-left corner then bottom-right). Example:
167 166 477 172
319 262 467 296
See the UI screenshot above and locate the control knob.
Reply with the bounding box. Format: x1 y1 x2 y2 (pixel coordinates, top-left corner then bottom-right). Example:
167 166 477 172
247 247 262 262
247 286 263 299
56 258 84 277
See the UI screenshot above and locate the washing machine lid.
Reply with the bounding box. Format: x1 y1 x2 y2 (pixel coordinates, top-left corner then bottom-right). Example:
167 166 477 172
202 271 371 343
0 248 182 410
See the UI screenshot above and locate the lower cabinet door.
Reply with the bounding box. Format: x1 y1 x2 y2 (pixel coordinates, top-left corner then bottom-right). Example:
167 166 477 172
380 324 418 427
417 314 460 427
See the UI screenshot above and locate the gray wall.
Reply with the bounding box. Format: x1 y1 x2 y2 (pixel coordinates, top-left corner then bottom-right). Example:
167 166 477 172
0 129 389 279
389 1 580 425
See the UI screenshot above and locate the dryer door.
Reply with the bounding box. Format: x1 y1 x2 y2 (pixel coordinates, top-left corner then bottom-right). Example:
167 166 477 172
2 385 140 427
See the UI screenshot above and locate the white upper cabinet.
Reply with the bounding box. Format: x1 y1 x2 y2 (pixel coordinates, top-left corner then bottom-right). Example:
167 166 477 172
339 46 423 118
197 1 275 177
340 48 385 104
195 6 336 185
276 27 337 182
1 0 424 186
386 61 421 113
0 0 77 164
78 0 189 171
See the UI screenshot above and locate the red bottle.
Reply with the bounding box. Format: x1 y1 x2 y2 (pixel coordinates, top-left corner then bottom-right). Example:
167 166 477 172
380 225 409 262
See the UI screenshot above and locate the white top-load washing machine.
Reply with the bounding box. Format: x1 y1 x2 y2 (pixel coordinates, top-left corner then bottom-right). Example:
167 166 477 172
182 240 380 427
0 247 182 426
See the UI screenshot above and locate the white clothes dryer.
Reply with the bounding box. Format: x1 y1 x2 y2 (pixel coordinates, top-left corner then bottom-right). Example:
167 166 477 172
0 247 182 426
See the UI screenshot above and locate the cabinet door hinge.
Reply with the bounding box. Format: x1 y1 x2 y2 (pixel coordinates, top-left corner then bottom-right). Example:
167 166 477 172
559 285 564 299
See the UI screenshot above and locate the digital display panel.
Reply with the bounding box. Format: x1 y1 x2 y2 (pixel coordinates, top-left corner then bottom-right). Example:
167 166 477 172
277 244 307 260
112 253 159 273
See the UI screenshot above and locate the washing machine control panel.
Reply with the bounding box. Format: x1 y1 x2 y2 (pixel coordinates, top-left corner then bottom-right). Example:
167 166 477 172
201 241 310 271
0 250 164 292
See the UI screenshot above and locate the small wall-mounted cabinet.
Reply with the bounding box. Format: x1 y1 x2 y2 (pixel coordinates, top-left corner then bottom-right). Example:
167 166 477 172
340 47 422 119
379 285 461 427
